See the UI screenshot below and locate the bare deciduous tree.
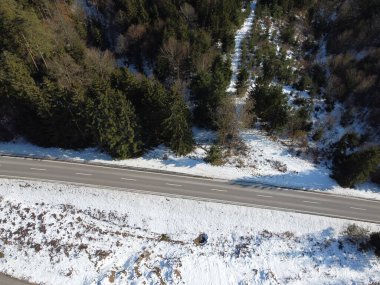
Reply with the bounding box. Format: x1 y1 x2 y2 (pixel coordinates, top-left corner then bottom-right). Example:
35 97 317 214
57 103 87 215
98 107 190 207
160 37 190 80
180 3 196 24
216 97 239 146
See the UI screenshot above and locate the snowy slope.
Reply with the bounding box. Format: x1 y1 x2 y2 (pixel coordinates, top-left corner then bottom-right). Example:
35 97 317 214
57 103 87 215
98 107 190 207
0 0 379 204
0 178 379 285
227 1 256 93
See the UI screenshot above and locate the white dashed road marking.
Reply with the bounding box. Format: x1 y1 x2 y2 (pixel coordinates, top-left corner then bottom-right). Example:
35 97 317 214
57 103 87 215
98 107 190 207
257 194 273 198
166 183 182 187
30 168 46 171
303 201 319 204
75 172 92 176
121 178 136 181
350 207 366 211
210 188 227 192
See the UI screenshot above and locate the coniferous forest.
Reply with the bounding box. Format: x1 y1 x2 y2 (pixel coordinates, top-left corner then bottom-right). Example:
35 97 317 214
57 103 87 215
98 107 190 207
0 0 246 158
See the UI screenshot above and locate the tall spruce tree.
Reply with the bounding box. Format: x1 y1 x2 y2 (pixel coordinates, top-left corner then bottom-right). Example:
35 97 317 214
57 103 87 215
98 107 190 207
249 79 289 130
162 93 194 155
192 55 231 129
88 80 142 158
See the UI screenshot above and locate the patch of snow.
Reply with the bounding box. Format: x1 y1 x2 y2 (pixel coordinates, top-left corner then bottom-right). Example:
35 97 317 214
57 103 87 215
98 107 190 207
227 1 256 93
116 57 128 68
316 37 328 65
0 178 379 285
355 50 369 61
142 60 154 78
75 0 106 25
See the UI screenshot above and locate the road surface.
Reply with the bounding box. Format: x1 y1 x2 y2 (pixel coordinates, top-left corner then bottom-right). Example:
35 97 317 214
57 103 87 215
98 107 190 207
0 274 34 285
0 155 379 224
0 155 379 284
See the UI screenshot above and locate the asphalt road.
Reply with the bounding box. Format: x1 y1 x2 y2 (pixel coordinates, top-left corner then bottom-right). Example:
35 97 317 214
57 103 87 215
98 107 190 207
0 274 34 285
0 155 379 224
0 156 379 284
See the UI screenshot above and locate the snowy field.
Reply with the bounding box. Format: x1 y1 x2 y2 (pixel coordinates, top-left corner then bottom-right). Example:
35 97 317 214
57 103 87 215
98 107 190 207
0 178 379 285
0 127 379 201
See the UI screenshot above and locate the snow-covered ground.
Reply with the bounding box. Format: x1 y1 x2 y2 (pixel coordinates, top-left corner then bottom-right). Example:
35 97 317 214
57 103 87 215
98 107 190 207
1 127 379 201
0 178 379 285
227 1 256 93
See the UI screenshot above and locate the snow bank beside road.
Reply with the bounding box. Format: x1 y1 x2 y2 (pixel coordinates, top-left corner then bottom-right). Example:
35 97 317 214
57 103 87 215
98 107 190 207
0 178 379 285
1 127 379 201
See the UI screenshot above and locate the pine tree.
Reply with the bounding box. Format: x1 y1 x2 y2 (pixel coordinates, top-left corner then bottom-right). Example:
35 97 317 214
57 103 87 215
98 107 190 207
192 56 231 129
249 79 289 130
162 93 194 155
332 147 380 188
88 80 142 159
0 51 42 104
112 69 171 147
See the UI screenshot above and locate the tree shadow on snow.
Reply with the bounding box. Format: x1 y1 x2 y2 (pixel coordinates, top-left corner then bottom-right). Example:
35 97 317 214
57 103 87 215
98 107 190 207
280 227 377 272
228 169 380 196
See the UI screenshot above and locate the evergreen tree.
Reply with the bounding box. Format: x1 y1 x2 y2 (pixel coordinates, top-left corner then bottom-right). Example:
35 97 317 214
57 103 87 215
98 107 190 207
39 80 91 148
112 68 171 147
88 81 142 158
191 71 214 127
0 51 46 141
162 93 194 155
192 56 231 129
205 145 223 166
132 77 171 146
332 147 380 188
249 79 289 130
0 51 42 104
236 68 249 96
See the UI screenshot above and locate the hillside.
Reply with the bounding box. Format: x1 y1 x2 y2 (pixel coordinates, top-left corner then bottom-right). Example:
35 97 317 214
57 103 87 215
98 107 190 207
0 0 379 188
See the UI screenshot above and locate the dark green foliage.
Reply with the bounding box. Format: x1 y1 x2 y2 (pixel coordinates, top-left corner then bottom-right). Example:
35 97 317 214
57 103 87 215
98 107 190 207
253 40 294 84
162 94 194 156
312 129 323 142
256 0 311 18
310 64 326 88
371 168 380 186
191 71 215 127
249 79 289 130
0 51 42 105
0 0 250 157
236 68 250 96
333 132 361 157
296 75 313 91
94 0 245 73
192 56 231 129
332 147 380 188
37 81 92 149
287 106 312 135
0 126 13 142
112 68 171 147
205 145 223 166
87 81 142 158
281 25 295 45
370 232 380 257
